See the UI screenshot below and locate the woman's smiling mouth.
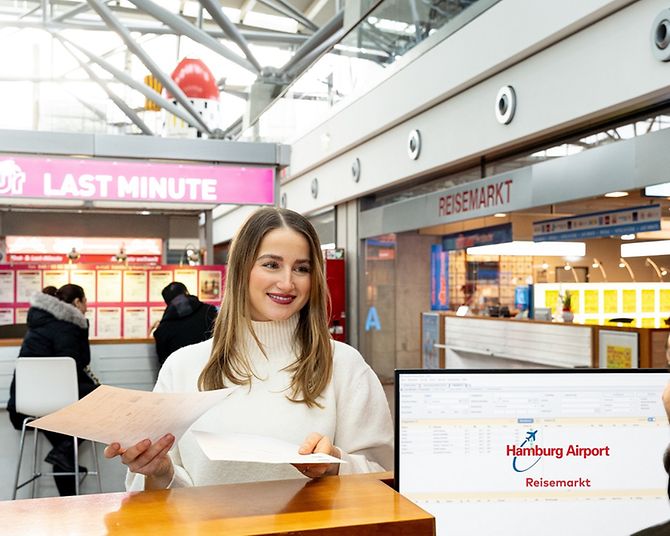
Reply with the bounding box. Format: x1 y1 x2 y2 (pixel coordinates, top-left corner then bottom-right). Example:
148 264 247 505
267 293 295 304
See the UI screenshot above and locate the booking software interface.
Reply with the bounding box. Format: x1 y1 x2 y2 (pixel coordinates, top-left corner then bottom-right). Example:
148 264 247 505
397 371 670 536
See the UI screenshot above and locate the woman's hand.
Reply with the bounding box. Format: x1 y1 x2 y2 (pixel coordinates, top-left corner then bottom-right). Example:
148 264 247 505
104 433 175 490
292 432 341 479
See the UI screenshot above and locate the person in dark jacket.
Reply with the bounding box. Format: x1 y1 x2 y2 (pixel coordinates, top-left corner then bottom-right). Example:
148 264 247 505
7 284 98 496
153 282 217 366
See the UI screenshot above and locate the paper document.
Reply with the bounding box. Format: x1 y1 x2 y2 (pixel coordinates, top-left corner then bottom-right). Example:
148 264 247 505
29 384 236 449
193 430 345 464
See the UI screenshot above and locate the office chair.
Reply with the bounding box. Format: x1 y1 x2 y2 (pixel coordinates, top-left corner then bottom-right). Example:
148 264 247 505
11 357 102 499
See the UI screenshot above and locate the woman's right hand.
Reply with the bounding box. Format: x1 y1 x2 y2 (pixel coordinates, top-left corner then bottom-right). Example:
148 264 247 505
104 433 175 490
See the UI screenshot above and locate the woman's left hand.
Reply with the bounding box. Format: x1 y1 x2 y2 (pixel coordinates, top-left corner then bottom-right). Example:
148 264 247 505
293 432 341 479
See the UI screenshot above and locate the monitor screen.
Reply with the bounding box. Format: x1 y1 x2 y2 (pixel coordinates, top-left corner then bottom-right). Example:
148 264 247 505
395 369 670 536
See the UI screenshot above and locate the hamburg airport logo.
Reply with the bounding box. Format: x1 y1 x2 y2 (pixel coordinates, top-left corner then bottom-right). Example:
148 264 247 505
511 429 541 473
507 429 611 488
0 160 26 195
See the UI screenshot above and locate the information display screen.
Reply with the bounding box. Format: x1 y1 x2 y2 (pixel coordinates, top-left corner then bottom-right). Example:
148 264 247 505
395 370 670 535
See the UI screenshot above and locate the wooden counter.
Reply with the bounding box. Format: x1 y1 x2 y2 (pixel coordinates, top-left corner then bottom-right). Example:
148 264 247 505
0 474 434 535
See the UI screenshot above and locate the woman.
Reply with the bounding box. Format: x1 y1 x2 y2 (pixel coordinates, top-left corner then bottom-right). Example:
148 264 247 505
7 283 98 496
106 207 393 490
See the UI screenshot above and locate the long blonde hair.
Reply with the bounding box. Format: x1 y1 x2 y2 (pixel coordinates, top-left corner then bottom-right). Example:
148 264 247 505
198 207 333 407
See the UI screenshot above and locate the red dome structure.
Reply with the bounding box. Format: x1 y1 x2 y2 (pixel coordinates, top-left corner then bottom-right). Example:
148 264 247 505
167 58 219 100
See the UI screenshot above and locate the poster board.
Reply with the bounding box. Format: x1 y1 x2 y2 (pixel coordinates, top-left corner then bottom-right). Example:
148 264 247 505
535 283 670 328
0 263 224 339
598 329 639 368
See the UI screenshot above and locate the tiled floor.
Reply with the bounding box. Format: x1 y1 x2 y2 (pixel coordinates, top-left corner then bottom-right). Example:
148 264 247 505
0 380 396 501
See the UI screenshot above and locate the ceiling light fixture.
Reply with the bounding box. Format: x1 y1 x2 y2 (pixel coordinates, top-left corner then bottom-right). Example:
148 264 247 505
618 257 636 281
621 239 670 257
591 258 608 281
466 241 585 257
493 213 507 218
563 262 579 283
645 257 665 282
604 191 629 198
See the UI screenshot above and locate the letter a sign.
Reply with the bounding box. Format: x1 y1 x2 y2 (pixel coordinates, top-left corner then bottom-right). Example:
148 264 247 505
365 306 381 332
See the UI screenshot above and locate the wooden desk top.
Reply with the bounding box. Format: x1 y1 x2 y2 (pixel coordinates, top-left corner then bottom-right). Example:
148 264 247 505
0 474 434 535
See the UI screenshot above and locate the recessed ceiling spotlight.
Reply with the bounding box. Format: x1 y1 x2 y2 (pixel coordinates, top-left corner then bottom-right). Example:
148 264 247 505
620 234 636 240
604 191 629 198
493 213 507 218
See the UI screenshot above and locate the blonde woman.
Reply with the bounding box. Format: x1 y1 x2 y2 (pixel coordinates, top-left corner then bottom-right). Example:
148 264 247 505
105 208 393 490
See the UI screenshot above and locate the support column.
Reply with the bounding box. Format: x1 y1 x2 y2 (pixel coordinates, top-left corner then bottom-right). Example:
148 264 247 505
199 210 214 265
336 199 359 349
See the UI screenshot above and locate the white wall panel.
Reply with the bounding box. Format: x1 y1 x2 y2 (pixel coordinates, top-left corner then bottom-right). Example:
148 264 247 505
283 0 669 216
211 205 259 244
444 317 593 368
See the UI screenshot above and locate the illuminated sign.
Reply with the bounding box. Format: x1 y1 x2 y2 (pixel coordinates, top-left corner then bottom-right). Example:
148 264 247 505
533 205 661 241
0 155 275 205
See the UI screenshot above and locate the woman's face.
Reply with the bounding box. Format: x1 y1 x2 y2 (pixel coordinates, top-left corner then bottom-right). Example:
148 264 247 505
248 227 312 322
74 296 87 315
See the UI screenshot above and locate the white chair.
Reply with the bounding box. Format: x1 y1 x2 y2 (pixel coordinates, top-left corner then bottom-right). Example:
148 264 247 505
11 357 102 499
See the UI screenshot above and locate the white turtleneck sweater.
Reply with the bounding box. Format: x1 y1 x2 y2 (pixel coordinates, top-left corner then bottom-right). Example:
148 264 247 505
126 316 394 490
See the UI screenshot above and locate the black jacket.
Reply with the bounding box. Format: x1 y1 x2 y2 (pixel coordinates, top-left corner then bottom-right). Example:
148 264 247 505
153 294 217 365
7 293 97 430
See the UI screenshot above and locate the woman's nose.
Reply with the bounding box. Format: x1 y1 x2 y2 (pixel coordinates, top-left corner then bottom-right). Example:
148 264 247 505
276 270 295 290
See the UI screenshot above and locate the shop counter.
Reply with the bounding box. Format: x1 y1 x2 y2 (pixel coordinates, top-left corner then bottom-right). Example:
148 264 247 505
0 338 158 408
422 313 668 369
0 473 434 535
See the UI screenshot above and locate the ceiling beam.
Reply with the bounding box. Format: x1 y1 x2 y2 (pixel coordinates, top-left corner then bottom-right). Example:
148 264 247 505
239 0 256 24
305 0 330 20
52 1 90 22
198 0 263 73
85 0 212 134
57 33 209 132
127 0 258 73
256 0 318 32
279 9 342 75
3 19 309 45
58 36 154 135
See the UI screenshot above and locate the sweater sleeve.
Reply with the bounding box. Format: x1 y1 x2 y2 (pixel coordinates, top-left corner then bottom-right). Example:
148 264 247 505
332 346 394 474
125 358 194 491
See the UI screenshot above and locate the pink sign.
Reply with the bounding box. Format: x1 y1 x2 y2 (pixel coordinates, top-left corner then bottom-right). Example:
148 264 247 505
0 155 275 205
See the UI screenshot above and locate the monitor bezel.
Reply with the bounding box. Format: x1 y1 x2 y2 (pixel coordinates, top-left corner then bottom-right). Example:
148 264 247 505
394 367 669 492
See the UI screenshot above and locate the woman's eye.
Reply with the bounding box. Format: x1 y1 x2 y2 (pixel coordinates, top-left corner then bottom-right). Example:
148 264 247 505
295 265 311 273
262 261 279 269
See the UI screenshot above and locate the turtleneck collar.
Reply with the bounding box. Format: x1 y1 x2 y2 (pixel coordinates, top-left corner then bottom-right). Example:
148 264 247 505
246 315 298 357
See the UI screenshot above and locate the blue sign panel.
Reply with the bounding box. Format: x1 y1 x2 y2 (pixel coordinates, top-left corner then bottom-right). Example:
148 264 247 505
533 205 661 241
430 244 449 310
442 223 513 251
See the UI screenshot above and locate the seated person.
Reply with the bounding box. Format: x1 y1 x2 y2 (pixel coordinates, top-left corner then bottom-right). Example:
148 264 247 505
153 282 218 366
7 284 98 496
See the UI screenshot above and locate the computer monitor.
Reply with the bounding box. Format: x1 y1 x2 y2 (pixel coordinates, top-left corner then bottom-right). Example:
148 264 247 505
395 369 670 536
533 306 553 321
